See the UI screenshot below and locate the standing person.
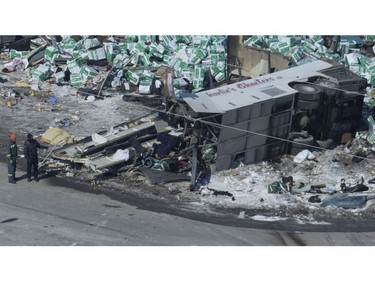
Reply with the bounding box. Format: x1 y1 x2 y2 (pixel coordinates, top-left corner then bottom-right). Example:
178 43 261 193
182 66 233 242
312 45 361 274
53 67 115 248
24 133 48 182
6 133 18 184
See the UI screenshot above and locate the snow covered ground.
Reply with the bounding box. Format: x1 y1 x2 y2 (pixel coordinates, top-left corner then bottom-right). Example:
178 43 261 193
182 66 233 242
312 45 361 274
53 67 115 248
196 151 375 221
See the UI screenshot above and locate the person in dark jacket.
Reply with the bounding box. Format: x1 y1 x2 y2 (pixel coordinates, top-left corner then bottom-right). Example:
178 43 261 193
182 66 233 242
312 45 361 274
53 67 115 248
7 133 18 184
24 133 48 182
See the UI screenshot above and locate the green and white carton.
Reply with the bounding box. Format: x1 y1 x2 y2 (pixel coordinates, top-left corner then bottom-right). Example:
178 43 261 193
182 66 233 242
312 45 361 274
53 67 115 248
344 53 360 66
60 42 77 55
324 52 341 61
87 47 106 61
209 53 220 65
265 37 279 48
103 42 119 62
130 53 140 65
166 39 179 52
370 74 375 86
210 63 225 77
357 65 367 76
125 36 138 42
80 66 99 80
126 70 140 85
160 35 175 45
211 35 226 43
367 62 375 74
151 61 162 68
278 36 295 47
138 35 156 43
53 71 65 83
9 49 29 59
83 38 100 50
149 46 163 58
72 50 89 63
358 56 371 67
208 44 226 55
179 35 192 44
180 68 194 82
31 63 51 81
32 63 51 81
291 48 304 65
311 35 324 44
244 35 263 47
131 42 147 54
315 43 327 55
169 56 182 71
67 59 81 74
162 54 170 65
193 77 204 89
215 71 226 82
277 42 290 53
156 42 165 54
190 48 207 64
269 41 280 52
125 42 136 53
341 39 357 48
118 42 128 53
141 70 155 80
59 37 78 54
139 79 152 94
44 46 59 63
367 131 375 144
113 53 130 67
301 40 317 52
149 42 165 56
139 53 152 66
70 73 83 87
201 58 212 67
199 38 210 49
194 65 205 79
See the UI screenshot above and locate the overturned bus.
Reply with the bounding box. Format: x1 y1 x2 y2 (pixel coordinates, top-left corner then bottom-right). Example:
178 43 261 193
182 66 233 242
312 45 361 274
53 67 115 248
50 60 368 184
178 60 367 171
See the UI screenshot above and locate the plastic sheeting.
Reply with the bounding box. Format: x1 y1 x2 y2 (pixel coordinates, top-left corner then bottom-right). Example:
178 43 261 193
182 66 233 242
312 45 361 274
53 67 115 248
112 149 130 161
41 127 76 145
91 133 107 144
321 195 368 209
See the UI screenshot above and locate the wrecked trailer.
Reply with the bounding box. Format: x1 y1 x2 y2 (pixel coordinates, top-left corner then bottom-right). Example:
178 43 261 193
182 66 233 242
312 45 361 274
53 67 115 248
51 115 158 165
179 59 367 171
49 107 203 185
50 110 190 177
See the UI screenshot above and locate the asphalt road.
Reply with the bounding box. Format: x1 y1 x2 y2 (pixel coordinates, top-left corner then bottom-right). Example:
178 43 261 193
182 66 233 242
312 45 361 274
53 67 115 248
2 159 375 246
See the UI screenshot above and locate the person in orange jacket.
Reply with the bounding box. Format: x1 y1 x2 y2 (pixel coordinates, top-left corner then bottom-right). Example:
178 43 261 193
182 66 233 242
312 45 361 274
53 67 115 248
7 133 18 184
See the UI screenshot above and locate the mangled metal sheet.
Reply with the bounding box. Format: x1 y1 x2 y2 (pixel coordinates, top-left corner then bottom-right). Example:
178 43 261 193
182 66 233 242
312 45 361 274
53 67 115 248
86 148 136 171
52 121 156 162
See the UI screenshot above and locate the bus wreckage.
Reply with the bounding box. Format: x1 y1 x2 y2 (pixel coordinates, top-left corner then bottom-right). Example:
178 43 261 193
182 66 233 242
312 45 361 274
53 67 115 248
49 60 367 189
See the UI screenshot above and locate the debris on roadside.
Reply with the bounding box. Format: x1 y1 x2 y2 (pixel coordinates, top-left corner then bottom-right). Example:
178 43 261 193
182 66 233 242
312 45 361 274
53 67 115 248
2 35 375 220
321 195 375 209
